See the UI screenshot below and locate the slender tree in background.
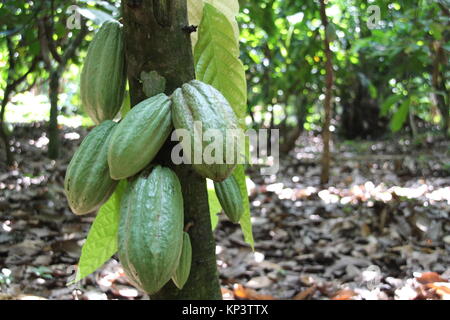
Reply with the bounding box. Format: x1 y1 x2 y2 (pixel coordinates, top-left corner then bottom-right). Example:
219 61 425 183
122 0 222 299
38 2 88 159
0 38 39 165
319 0 334 185
0 2 42 165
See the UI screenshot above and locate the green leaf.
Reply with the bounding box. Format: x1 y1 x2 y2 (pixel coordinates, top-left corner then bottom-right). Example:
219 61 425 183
71 180 127 284
194 4 252 248
390 98 411 133
381 94 402 117
194 3 247 122
120 90 131 118
233 165 253 249
206 179 221 230
188 0 240 48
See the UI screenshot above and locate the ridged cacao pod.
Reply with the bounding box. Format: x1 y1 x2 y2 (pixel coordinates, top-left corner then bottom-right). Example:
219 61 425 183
214 175 244 223
172 232 192 290
118 166 184 294
80 20 126 124
108 94 172 180
64 121 118 215
171 80 239 182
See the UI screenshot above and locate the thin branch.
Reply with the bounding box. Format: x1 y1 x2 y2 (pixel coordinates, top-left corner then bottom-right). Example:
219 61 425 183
11 56 40 89
44 17 62 63
38 19 52 70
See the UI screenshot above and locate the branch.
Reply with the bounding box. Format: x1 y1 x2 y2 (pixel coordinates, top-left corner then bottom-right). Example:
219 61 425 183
10 56 40 89
38 19 52 70
44 16 62 63
16 76 40 94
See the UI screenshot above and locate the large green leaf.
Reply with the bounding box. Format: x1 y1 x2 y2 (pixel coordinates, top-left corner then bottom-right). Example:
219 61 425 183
390 98 411 133
194 3 247 122
187 0 239 48
207 179 221 230
381 94 402 117
194 3 253 248
233 165 254 249
72 180 127 284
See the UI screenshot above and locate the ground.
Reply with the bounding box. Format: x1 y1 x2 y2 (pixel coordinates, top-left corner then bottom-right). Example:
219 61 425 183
0 123 449 300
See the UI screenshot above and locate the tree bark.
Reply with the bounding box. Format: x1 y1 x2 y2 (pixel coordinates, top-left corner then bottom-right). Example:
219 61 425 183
39 16 88 159
430 41 448 135
48 72 60 159
122 0 222 300
0 89 13 165
319 0 334 185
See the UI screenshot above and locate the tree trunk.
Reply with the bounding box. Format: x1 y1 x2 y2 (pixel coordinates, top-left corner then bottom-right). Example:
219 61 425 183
0 90 13 165
280 96 307 154
122 0 222 300
319 0 334 185
48 71 60 159
431 41 448 135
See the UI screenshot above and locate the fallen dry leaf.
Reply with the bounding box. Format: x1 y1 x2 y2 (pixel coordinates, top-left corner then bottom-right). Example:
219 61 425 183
416 272 447 284
332 289 358 300
293 285 317 300
425 283 450 300
233 284 277 300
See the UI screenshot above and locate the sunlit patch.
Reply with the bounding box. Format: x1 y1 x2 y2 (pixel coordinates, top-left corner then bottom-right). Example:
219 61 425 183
2 220 12 232
215 245 223 255
279 188 294 200
2 268 12 277
118 287 139 298
252 200 261 207
35 136 49 148
318 190 339 204
266 183 283 193
64 132 81 141
427 187 450 203
309 214 321 221
393 184 429 199
253 252 265 263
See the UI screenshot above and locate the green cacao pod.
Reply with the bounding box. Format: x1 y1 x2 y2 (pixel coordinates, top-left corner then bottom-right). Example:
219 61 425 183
80 20 126 124
108 94 172 180
118 166 184 294
64 121 118 215
172 80 239 182
214 175 244 223
172 232 192 290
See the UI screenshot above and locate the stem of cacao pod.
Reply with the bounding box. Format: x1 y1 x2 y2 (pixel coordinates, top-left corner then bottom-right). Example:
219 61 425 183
122 0 222 300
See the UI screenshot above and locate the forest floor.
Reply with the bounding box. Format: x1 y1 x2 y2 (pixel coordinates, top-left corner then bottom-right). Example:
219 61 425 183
0 123 449 300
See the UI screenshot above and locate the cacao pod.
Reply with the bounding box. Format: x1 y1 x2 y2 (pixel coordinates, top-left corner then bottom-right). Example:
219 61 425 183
80 20 126 124
171 80 239 182
172 232 192 290
214 175 244 223
118 166 184 294
64 121 118 215
108 94 172 180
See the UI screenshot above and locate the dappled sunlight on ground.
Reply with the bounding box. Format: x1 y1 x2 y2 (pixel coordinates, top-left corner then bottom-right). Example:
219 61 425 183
6 93 94 128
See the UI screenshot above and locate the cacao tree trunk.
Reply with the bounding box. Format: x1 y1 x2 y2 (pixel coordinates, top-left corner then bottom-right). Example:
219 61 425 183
319 0 334 185
0 89 13 165
122 0 222 300
48 72 60 160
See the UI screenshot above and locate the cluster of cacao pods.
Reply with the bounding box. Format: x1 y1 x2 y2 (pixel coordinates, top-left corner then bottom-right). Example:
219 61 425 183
64 20 244 294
